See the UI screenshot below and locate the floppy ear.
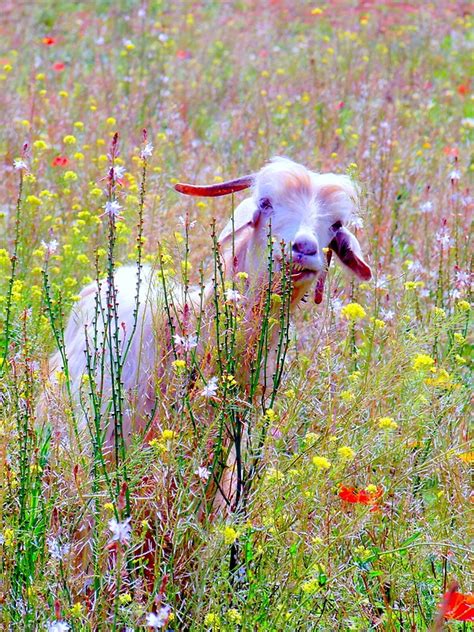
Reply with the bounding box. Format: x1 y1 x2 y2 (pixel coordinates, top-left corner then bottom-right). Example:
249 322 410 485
329 226 372 280
218 199 261 246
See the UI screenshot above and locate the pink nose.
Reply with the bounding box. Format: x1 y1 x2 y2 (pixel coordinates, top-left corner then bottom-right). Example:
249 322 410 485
292 236 318 256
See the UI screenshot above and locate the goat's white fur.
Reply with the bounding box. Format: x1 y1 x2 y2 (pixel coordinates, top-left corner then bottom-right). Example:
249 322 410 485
39 157 370 460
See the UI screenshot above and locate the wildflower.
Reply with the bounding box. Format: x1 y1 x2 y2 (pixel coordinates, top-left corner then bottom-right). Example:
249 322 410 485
204 613 221 629
223 526 238 545
42 36 56 45
449 169 461 182
26 195 42 207
378 417 398 430
312 456 332 470
339 485 383 505
354 545 372 562
226 609 242 624
146 605 171 629
113 165 126 179
222 373 237 387
341 302 366 320
53 62 65 71
52 156 68 167
456 300 471 312
46 536 71 560
425 368 456 390
161 429 175 441
103 200 123 218
69 602 83 617
264 408 277 422
301 578 319 594
63 134 76 145
225 288 244 303
419 201 433 214
412 353 435 371
436 226 452 247
108 517 132 545
172 359 186 372
141 143 154 158
442 589 474 622
173 333 198 352
457 451 474 464
13 158 27 170
201 376 218 398
63 170 78 182
195 466 211 481
338 446 356 460
46 622 70 632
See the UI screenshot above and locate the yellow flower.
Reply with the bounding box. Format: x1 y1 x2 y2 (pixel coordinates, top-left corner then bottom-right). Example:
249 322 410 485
341 302 366 320
104 502 114 512
204 613 221 630
378 416 398 430
457 451 474 464
338 446 356 460
223 526 238 545
264 408 277 422
26 195 42 207
33 139 48 150
161 429 175 441
3 528 14 547
425 369 456 390
172 359 186 372
412 353 435 371
63 134 77 144
301 578 319 594
312 456 332 470
118 593 132 605
226 609 242 624
63 170 78 181
70 602 83 617
106 116 116 126
456 300 470 312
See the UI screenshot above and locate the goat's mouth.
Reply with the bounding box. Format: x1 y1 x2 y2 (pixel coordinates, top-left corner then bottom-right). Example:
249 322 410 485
290 264 318 285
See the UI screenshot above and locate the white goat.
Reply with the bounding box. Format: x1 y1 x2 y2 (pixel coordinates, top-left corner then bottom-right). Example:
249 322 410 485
39 157 371 462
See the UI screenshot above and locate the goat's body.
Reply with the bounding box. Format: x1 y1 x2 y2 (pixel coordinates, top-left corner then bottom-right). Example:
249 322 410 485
41 265 198 448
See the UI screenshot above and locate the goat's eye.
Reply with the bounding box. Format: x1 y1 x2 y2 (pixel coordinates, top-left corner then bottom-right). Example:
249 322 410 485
259 197 273 212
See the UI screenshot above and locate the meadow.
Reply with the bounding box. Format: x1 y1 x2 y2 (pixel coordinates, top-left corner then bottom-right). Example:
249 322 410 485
0 1 472 630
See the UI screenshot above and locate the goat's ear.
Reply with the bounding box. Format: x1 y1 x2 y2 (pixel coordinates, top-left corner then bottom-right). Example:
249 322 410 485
175 175 254 197
218 199 259 247
314 249 332 304
329 226 372 280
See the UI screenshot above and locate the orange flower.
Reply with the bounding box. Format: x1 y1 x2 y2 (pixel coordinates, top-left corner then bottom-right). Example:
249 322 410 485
42 36 56 46
442 589 474 621
339 485 383 505
457 83 470 96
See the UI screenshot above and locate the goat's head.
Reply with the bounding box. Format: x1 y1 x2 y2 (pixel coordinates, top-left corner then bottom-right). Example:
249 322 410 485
175 157 371 305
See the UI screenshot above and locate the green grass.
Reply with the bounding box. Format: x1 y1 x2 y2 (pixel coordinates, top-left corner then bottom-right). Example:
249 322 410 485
0 2 472 630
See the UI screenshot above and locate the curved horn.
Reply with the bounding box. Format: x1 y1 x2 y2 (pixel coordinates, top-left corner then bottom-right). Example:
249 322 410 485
174 175 254 197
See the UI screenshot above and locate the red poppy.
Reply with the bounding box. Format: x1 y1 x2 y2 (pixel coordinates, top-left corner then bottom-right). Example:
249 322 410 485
52 155 68 167
457 83 470 96
53 62 65 72
339 485 383 505
443 146 459 158
42 36 56 46
443 590 474 621
176 50 191 60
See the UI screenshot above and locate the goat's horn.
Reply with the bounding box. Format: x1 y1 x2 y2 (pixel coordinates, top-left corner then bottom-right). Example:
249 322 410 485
174 175 254 197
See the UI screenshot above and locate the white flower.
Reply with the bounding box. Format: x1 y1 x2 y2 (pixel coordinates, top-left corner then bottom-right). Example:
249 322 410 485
46 536 71 561
449 169 461 182
225 288 244 303
173 333 198 352
461 117 474 129
194 466 211 481
146 605 171 629
108 517 132 545
13 158 28 170
141 143 154 159
419 201 433 214
41 239 59 255
380 308 395 322
455 269 471 288
103 200 123 218
178 215 196 229
113 165 126 179
46 621 70 632
201 376 218 398
435 227 452 248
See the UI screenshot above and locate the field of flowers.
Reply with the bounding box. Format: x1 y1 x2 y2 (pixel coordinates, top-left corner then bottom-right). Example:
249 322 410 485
0 1 472 630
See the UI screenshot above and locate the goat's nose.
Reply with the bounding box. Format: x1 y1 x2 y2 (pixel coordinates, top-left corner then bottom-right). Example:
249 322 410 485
292 235 318 256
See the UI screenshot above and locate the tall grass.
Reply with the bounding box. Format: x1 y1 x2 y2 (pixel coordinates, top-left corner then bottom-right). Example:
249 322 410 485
0 2 472 629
